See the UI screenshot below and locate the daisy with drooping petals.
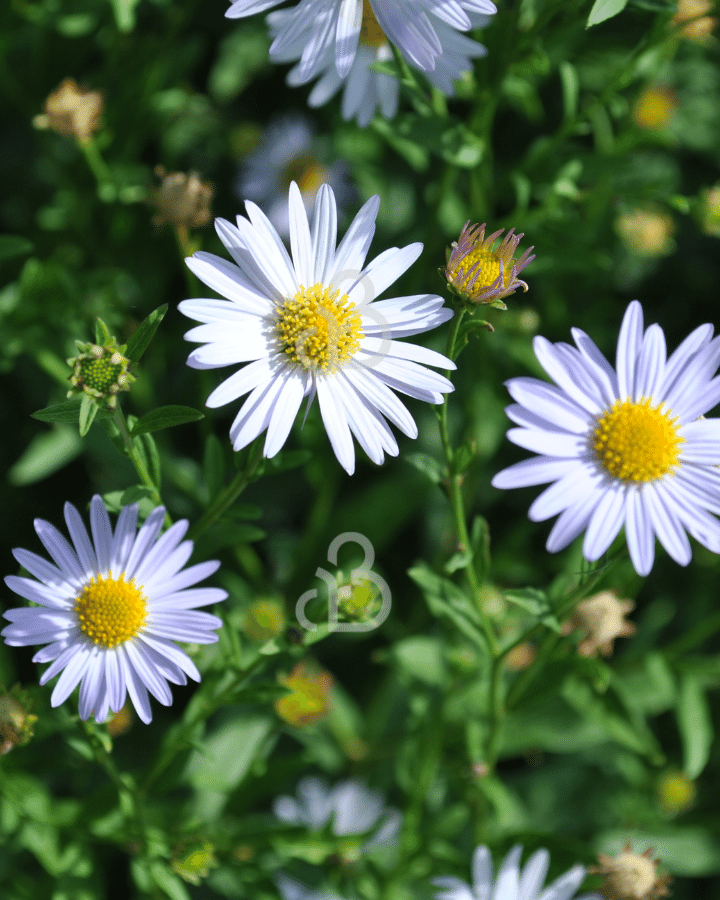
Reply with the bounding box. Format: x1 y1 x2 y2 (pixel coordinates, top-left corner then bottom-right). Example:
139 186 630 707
433 844 601 900
227 1 496 126
492 301 720 576
179 181 455 475
2 496 226 724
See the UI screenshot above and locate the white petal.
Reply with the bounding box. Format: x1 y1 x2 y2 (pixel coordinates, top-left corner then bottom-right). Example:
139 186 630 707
187 250 277 309
90 495 113 575
529 464 600 521
492 845 522 900
348 243 423 306
359 336 454 370
151 587 227 610
5 575 72 609
546 488 603 553
118 646 152 723
330 194 380 282
615 300 644 400
491 457 578 490
206 357 276 409
506 377 593 434
133 520 189 587
506 428 586 459
317 377 355 474
289 181 315 287
344 365 418 437
34 518 86 583
229 371 292 452
49 642 94 706
105 648 126 712
537 865 586 900
582 483 626 560
264 370 306 457
519 849 550 900
625 489 655 576
111 503 139 574
310 183 338 284
645 482 692 566
532 337 601 415
124 641 173 705
471 845 494 900
679 419 720 464
635 323 666 401
124 507 166 580
148 561 221 599
336 0 362 77
13 547 69 590
660 322 714 398
63 502 98 578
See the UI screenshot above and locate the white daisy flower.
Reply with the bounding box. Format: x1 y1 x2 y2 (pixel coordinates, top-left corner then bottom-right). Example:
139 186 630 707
2 496 226 724
236 113 353 238
274 776 401 851
492 300 720 576
179 181 455 475
227 1 496 126
433 844 601 900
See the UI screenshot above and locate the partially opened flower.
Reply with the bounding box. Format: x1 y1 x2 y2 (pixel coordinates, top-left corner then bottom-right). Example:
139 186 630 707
444 222 535 308
227 1 496 125
492 300 720 576
179 181 455 475
433 844 600 900
2 496 226 723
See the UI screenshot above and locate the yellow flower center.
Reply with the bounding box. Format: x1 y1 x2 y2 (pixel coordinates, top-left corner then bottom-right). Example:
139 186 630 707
360 0 387 47
275 283 363 374
592 398 684 483
74 572 148 649
282 153 327 195
448 247 510 294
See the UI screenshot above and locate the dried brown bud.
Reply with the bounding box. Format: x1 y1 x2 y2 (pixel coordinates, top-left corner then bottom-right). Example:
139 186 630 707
591 844 672 900
151 166 213 229
562 590 636 657
33 78 104 143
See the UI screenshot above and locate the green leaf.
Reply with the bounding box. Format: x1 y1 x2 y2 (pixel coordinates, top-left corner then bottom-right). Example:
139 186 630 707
587 0 630 27
101 485 156 514
201 522 266 554
203 433 225 503
133 430 162 489
559 61 580 120
149 862 192 900
404 452 445 484
266 448 312 473
0 234 33 262
78 395 98 437
124 305 168 364
677 672 713 779
8 428 83 485
505 587 560 632
108 0 142 32
186 712 275 792
129 405 204 437
32 399 112 425
408 563 488 650
392 636 447 686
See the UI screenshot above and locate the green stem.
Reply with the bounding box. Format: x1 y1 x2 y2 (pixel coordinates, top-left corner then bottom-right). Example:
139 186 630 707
112 406 167 517
78 136 115 200
81 720 150 853
187 440 264 542
436 310 498 656
664 609 720 659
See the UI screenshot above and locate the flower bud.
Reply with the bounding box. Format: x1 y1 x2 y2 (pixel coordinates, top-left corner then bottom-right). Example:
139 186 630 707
443 222 535 309
275 662 332 726
33 78 103 143
67 323 135 409
151 167 213 229
242 598 286 643
562 590 636 657
591 844 672 900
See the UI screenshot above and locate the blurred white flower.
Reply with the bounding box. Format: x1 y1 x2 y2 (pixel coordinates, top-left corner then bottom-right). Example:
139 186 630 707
274 776 401 851
433 844 601 900
276 873 353 900
236 114 353 237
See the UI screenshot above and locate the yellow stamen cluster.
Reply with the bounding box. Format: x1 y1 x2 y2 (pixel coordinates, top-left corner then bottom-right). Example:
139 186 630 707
444 222 535 307
74 572 148 649
592 398 684 483
360 0 387 48
275 283 363 373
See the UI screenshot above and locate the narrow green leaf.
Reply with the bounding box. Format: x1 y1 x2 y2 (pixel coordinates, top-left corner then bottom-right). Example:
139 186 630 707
130 405 204 436
587 0 630 27
203 433 225 502
124 304 168 363
32 399 111 424
404 452 445 484
559 61 580 120
677 673 713 779
8 428 83 485
137 432 162 489
79 395 98 437
0 235 33 262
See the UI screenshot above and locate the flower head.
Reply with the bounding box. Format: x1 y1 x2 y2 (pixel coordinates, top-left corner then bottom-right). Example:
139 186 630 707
33 78 104 143
561 591 636 657
274 776 401 854
590 844 671 900
236 114 353 236
632 86 677 130
656 770 695 815
444 222 535 308
179 181 455 475
275 662 333 725
492 300 720 576
171 840 218 885
228 1 496 126
151 167 214 229
616 209 675 258
433 844 601 900
243 598 286 641
672 0 718 42
67 320 135 409
2 496 226 723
